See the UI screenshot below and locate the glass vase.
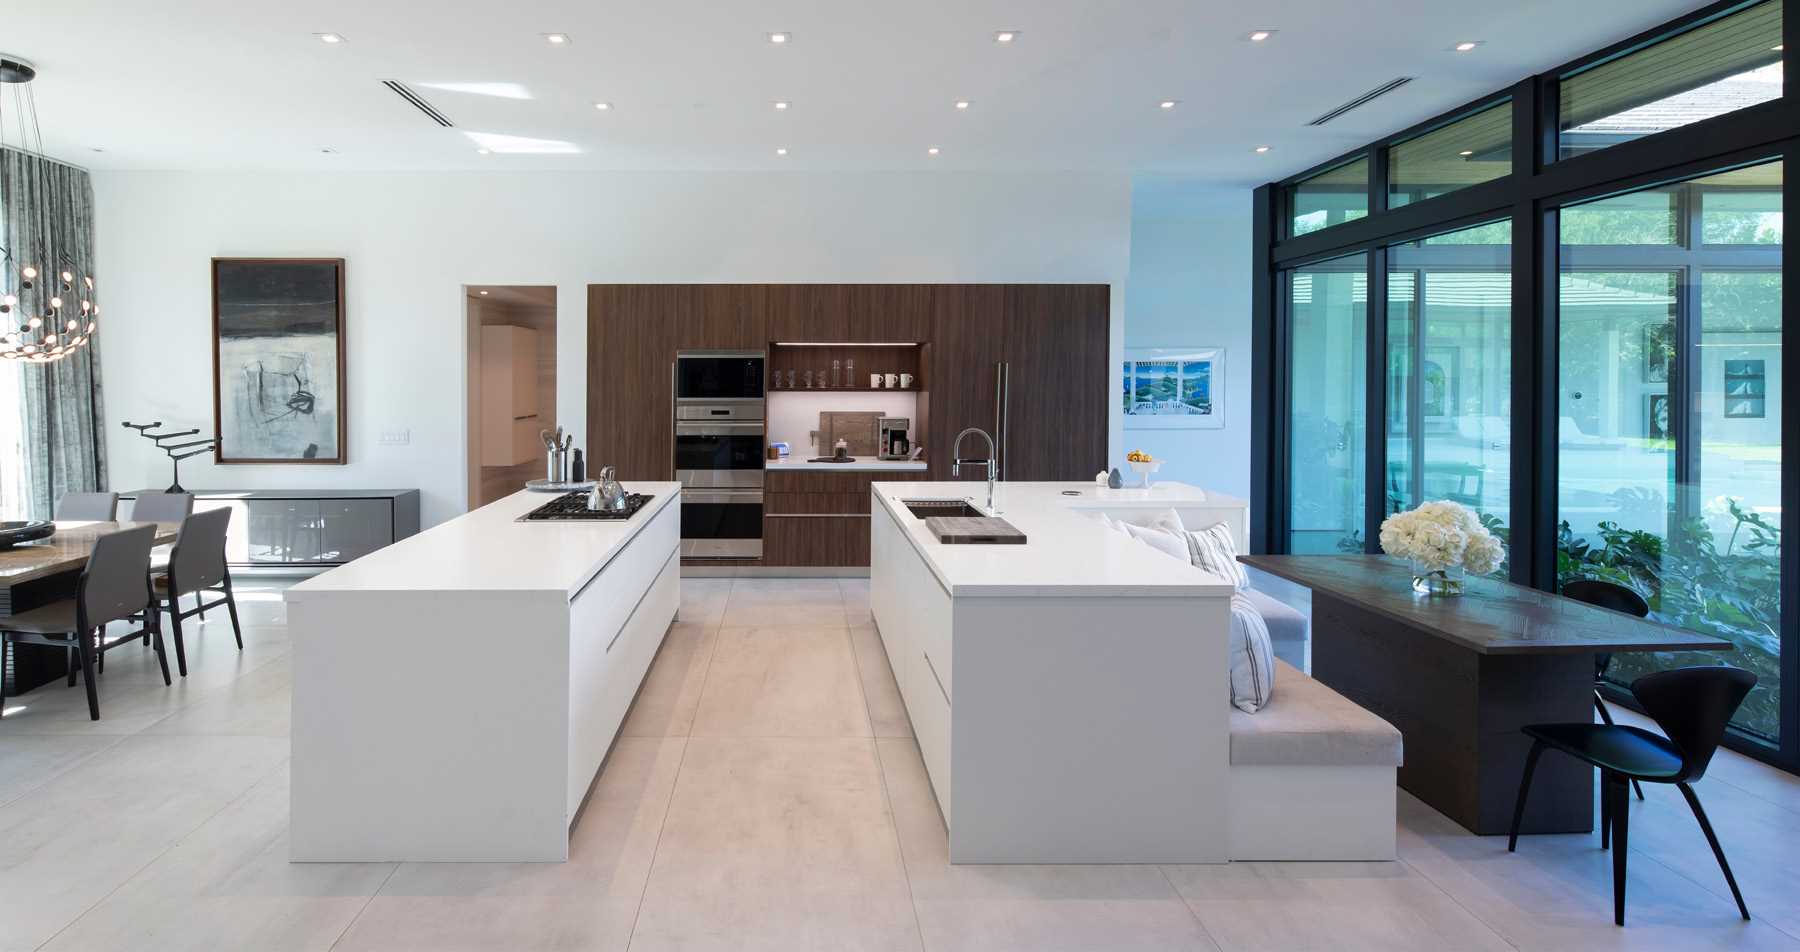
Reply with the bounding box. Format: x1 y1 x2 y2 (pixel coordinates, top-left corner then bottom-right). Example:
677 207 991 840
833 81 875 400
1410 559 1466 596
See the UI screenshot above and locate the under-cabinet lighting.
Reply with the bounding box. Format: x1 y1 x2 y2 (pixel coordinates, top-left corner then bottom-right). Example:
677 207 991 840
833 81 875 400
773 342 923 347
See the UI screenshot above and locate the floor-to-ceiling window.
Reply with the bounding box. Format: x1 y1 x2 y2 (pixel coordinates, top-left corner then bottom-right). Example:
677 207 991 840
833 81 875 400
1288 253 1368 553
1557 160 1784 744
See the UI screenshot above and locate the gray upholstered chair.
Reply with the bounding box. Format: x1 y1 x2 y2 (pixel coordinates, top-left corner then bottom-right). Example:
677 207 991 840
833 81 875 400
0 525 168 720
55 491 119 521
153 507 243 676
127 492 194 524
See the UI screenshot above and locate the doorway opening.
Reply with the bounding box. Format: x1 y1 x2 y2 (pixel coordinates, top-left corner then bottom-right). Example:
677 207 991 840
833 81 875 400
466 286 557 509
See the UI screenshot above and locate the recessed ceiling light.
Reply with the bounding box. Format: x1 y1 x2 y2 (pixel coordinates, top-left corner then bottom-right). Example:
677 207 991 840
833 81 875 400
479 290 490 296
776 147 788 156
1459 149 1474 156
544 33 571 45
768 32 790 44
594 101 612 110
1248 30 1275 42
476 148 492 155
1254 145 1271 153
1160 100 1179 110
773 100 790 110
1454 41 1481 52
315 32 345 44
927 146 940 156
994 31 1019 43
955 100 971 110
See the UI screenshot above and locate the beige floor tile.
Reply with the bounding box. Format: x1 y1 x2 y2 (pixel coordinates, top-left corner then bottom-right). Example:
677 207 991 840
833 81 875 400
851 625 911 738
333 737 687 952
39 764 394 952
841 578 874 626
629 736 920 952
691 627 870 738
1395 791 1800 951
877 738 1219 952
677 578 731 629
144 654 292 736
0 733 123 807
620 622 718 738
722 578 847 628
0 734 290 952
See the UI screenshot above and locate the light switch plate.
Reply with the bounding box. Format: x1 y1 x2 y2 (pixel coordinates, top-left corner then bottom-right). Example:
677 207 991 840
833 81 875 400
378 429 411 445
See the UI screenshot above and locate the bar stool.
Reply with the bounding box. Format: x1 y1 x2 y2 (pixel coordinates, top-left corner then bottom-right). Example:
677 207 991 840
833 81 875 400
1562 578 1651 800
0 525 168 720
153 508 243 676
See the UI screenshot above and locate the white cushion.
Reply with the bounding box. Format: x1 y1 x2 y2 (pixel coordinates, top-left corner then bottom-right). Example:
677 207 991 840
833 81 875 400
1146 507 1186 537
1124 521 1188 563
1186 521 1249 590
1228 592 1277 714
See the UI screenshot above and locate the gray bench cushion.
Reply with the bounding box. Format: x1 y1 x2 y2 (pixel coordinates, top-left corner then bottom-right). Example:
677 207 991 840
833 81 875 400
1241 588 1307 647
1229 660 1403 767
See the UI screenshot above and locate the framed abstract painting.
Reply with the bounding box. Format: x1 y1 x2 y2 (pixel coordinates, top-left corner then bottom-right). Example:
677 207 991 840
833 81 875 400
211 258 347 463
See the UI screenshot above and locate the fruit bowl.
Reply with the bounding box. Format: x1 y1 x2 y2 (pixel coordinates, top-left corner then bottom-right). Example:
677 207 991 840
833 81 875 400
1126 459 1162 487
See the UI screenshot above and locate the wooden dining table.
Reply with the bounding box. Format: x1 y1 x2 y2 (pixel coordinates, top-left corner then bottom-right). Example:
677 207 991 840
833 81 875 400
1 520 180 695
1240 554 1732 836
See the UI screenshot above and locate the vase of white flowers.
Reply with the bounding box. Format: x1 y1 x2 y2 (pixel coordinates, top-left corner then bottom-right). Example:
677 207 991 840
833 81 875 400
1378 500 1506 596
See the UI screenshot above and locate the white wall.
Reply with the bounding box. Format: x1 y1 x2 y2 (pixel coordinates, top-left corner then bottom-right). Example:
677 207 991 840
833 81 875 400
94 171 1130 527
1122 181 1252 498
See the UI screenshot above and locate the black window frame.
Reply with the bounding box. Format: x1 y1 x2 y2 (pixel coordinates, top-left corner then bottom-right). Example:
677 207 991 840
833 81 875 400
1251 0 1800 773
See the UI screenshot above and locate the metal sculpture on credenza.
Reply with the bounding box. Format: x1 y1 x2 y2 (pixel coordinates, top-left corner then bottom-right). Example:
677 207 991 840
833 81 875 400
121 421 218 493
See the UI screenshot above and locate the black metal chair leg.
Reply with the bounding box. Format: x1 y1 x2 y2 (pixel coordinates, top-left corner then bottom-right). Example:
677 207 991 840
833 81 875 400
1677 782 1750 920
1609 773 1630 926
1601 768 1612 851
76 631 100 721
66 644 77 687
167 599 189 678
197 590 206 622
1508 739 1545 852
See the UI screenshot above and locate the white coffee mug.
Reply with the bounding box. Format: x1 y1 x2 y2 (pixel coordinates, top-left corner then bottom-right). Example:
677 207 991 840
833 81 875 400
885 373 899 388
900 373 914 388
870 373 883 388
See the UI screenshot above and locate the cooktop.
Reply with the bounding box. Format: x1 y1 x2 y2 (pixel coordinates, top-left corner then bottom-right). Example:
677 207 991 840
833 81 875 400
518 492 654 521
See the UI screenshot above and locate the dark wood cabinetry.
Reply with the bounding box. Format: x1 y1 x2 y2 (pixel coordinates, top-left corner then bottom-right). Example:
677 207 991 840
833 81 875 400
764 470 926 566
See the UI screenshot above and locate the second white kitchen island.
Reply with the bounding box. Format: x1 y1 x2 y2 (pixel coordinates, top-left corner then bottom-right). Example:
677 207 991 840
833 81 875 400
285 484 680 862
870 481 1237 864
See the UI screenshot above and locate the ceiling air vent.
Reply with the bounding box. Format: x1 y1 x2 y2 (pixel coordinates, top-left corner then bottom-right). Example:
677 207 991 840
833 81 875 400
1308 77 1414 126
381 80 454 127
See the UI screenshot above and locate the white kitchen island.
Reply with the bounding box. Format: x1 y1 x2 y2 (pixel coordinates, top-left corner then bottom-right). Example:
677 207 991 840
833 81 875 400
285 484 681 862
870 480 1237 864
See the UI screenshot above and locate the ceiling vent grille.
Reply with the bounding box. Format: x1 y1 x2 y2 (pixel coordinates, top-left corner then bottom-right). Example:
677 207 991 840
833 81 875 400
1308 77 1415 126
381 80 454 127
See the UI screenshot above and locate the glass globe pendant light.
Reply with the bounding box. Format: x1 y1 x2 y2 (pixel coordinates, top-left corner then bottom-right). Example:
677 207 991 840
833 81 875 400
0 55 97 364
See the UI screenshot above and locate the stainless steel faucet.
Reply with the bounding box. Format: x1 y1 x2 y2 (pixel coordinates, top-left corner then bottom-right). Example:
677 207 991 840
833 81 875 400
951 427 999 514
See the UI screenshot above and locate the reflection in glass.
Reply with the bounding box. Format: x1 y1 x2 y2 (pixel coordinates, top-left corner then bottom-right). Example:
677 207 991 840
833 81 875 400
1388 101 1513 208
1288 253 1368 553
1290 158 1370 237
1557 159 1783 745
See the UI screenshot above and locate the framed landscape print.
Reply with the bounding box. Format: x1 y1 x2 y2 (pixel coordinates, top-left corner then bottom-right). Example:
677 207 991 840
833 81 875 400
211 258 347 463
1122 347 1224 429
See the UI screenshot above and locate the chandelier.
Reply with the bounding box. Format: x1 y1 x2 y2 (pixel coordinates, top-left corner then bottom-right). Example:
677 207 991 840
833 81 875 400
0 55 97 364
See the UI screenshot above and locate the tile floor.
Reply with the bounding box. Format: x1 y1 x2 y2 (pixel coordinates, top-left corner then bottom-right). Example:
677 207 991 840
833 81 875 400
1 576 1797 951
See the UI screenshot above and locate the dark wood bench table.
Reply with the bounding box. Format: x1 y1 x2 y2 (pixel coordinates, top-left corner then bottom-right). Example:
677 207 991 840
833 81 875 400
1 520 179 696
1240 554 1731 836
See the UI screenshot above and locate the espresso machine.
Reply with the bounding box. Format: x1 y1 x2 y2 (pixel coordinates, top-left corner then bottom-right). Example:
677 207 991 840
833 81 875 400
878 417 911 460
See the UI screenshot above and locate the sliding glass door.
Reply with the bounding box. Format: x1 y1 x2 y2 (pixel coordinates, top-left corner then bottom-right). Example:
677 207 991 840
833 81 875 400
1556 160 1784 745
1287 253 1368 553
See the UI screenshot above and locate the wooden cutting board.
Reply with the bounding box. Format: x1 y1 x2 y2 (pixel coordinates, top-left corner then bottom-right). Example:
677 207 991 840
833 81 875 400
819 411 882 457
926 516 1027 544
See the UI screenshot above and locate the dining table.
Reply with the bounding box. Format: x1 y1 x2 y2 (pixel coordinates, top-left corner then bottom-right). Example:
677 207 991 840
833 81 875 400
1240 554 1732 836
1 519 181 696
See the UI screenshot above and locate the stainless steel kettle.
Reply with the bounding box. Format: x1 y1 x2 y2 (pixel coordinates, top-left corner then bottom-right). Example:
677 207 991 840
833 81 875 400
589 466 629 511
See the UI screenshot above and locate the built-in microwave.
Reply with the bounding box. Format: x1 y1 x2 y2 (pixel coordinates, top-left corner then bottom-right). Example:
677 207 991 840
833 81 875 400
675 351 765 402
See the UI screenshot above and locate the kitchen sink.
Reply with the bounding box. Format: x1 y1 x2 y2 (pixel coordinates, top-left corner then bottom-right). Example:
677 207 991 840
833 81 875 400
901 498 986 519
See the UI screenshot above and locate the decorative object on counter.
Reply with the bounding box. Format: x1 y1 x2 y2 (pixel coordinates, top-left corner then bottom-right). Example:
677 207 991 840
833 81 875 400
518 489 651 521
1107 467 1124 489
525 478 597 493
212 258 347 463
589 466 629 512
0 520 54 550
1123 347 1224 430
121 420 219 493
0 57 101 365
770 440 790 458
766 446 780 460
833 438 850 460
540 426 573 483
569 448 585 482
1126 450 1161 487
870 373 883 388
1378 500 1505 596
900 373 914 388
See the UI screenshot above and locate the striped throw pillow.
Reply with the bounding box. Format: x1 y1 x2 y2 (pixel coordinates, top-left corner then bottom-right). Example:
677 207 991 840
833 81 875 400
1186 521 1249 590
1228 592 1277 714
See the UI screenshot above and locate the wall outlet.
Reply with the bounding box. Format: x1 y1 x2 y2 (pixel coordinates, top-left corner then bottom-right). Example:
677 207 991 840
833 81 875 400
378 429 411 445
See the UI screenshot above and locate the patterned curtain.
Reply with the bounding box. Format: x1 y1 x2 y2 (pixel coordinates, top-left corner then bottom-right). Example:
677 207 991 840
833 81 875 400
1 147 107 520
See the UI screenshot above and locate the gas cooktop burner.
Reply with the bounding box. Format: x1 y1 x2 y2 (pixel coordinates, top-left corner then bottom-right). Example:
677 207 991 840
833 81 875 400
519 492 654 521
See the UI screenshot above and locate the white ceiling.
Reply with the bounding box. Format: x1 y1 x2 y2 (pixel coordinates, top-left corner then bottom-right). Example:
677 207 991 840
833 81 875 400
8 0 1705 184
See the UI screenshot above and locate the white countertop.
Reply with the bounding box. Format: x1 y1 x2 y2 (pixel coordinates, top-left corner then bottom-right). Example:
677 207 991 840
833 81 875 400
872 480 1239 598
285 483 680 600
1061 481 1249 511
768 456 928 471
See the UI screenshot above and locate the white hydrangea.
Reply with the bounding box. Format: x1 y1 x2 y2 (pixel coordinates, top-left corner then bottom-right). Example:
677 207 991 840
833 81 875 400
1379 500 1505 575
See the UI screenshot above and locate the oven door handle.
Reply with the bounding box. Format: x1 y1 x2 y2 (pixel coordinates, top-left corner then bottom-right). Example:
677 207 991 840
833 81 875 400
681 489 764 505
675 421 765 436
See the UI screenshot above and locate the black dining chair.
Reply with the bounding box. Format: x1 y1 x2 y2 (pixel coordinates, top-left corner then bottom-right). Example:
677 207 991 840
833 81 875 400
152 507 243 677
1507 665 1756 926
1562 578 1652 801
0 525 168 720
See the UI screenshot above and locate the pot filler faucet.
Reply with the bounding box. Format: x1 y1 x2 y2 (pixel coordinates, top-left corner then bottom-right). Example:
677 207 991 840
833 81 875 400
951 427 999 514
